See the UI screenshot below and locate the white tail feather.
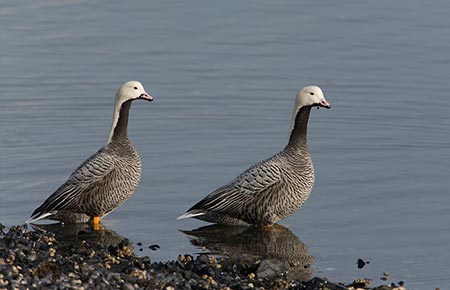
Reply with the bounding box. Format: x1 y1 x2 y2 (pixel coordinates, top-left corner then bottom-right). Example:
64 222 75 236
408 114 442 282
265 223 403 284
176 212 205 220
25 211 57 224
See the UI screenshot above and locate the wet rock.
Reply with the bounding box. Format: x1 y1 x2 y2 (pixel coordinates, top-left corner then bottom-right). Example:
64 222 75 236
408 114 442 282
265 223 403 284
149 244 160 251
373 286 394 290
122 281 134 290
256 259 285 280
357 258 370 269
350 277 373 288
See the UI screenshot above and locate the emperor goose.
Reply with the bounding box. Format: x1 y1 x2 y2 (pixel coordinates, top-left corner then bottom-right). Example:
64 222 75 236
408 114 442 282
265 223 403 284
27 81 153 227
177 86 330 226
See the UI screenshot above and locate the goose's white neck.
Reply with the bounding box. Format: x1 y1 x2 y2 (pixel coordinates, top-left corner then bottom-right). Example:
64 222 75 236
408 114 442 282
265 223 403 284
288 104 303 138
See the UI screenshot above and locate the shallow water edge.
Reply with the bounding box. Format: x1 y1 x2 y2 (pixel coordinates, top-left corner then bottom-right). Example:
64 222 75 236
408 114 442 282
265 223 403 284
0 223 412 289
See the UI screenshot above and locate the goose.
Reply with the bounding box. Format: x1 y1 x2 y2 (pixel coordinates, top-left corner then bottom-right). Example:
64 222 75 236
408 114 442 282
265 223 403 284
27 81 153 227
177 86 330 226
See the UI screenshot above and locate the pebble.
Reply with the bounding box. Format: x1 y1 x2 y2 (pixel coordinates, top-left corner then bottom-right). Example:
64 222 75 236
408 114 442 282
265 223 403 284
149 244 160 251
0 223 410 290
256 259 285 280
357 258 370 269
122 282 134 290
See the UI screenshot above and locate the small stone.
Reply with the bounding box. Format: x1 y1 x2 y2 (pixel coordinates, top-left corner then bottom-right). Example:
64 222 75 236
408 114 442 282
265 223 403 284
351 278 373 288
210 279 218 287
122 282 134 290
28 253 37 263
256 259 285 280
48 248 56 257
198 255 209 264
70 279 82 286
0 279 6 287
357 259 366 269
188 278 198 287
149 244 160 251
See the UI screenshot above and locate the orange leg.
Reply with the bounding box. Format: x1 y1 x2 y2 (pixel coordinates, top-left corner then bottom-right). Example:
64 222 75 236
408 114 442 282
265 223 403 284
93 216 101 231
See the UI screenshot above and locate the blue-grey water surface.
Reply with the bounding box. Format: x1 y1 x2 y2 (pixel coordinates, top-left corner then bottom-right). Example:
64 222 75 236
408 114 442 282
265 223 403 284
1 1 450 288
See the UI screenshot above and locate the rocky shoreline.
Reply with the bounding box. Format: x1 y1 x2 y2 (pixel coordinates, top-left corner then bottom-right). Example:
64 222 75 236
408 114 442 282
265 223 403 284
0 224 405 290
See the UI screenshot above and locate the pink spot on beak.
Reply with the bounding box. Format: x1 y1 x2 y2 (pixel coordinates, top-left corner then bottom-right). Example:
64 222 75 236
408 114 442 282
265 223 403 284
140 92 153 102
320 98 331 109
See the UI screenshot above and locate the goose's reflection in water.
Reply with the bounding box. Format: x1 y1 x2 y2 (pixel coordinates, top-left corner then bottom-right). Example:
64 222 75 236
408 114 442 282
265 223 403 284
31 223 128 249
181 224 314 281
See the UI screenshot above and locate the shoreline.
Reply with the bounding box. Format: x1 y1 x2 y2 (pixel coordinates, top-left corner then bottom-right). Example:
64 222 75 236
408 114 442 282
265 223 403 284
0 224 405 290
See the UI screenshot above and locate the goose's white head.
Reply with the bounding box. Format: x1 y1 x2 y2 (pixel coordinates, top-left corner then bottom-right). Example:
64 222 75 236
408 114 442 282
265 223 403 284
294 86 330 111
115 80 153 105
290 85 331 134
108 81 153 143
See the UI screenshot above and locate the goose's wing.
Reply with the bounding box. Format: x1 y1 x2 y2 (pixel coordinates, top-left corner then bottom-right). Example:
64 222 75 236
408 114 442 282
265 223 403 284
180 159 282 219
27 148 115 223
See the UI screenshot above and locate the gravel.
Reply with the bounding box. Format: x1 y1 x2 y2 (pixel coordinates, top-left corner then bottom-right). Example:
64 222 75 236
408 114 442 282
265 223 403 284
0 223 406 290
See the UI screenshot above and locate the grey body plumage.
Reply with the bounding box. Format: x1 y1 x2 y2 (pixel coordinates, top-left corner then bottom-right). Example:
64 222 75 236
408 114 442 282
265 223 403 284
27 81 153 224
178 86 330 226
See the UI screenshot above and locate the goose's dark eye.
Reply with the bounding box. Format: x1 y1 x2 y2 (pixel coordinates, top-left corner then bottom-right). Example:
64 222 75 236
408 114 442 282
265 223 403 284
309 92 314 95
133 86 138 90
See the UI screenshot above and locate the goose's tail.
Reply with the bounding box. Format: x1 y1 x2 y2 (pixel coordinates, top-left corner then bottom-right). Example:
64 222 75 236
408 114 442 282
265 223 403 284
176 211 205 220
25 211 56 224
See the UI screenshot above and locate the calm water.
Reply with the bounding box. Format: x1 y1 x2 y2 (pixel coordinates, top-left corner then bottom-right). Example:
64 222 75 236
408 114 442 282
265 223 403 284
1 1 450 288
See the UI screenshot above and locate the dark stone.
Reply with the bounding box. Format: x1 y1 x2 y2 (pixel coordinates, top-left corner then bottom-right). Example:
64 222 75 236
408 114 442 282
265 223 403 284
197 254 210 264
373 286 393 290
149 244 160 251
256 259 285 280
141 256 151 264
357 258 366 269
